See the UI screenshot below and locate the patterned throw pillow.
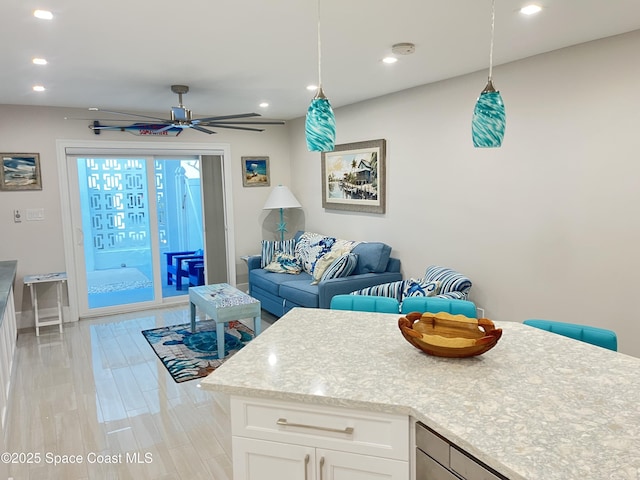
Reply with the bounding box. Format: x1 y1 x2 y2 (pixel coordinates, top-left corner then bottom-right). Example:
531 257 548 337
261 238 296 268
264 253 302 274
295 232 337 274
295 232 360 275
401 279 440 299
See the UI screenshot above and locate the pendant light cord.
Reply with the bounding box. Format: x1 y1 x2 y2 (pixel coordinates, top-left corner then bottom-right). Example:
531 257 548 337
488 0 495 81
317 0 323 88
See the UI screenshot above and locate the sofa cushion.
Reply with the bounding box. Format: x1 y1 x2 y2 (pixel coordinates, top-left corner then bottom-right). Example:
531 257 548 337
279 280 320 308
264 253 302 274
250 268 312 296
351 242 392 274
320 253 358 283
261 238 296 268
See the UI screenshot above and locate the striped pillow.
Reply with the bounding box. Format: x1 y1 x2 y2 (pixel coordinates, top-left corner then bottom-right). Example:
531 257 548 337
424 265 472 299
261 238 296 268
351 278 439 302
351 279 404 301
320 253 358 283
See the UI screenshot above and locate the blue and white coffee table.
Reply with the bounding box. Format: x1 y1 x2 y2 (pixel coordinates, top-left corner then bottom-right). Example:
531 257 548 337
189 283 261 360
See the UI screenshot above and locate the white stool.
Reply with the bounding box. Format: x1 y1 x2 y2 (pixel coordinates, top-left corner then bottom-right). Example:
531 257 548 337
23 272 67 336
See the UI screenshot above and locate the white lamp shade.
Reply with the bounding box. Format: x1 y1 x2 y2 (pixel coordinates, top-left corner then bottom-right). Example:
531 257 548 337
263 185 302 210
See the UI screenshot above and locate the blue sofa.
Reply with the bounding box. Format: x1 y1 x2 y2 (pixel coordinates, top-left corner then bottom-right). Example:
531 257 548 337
248 231 402 317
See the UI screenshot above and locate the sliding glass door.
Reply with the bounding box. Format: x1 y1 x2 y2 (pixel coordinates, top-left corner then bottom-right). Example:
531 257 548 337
70 154 204 316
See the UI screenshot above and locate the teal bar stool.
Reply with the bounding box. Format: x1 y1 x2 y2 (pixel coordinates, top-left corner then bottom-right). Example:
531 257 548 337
330 295 400 313
400 297 477 318
523 319 618 351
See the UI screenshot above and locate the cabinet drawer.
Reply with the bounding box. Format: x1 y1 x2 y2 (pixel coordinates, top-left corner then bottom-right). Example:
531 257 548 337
416 448 459 480
415 421 450 468
231 396 408 460
450 447 503 480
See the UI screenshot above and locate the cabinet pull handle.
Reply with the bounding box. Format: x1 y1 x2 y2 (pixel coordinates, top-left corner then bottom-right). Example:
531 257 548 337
319 456 325 480
304 454 309 480
276 418 354 435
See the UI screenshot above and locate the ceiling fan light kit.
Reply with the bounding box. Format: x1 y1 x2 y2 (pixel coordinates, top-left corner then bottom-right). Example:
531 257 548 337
305 0 336 152
472 0 506 148
88 84 284 136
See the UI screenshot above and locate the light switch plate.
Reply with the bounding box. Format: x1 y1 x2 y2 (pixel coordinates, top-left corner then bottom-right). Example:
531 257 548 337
26 208 45 221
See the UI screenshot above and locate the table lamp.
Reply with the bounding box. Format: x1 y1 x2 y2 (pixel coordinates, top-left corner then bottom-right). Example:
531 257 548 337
263 185 302 242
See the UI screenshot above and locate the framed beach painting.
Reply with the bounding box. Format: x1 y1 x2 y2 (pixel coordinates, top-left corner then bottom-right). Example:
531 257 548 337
321 139 386 213
0 153 42 191
241 156 270 187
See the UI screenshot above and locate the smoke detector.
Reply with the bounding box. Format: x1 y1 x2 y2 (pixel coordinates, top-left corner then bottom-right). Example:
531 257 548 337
391 43 416 55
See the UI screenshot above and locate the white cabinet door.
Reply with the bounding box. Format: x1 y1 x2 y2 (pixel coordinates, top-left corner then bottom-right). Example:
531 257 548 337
318 449 409 480
233 436 316 480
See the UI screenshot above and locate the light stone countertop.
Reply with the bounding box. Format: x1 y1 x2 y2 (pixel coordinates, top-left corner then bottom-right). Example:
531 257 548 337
200 307 640 480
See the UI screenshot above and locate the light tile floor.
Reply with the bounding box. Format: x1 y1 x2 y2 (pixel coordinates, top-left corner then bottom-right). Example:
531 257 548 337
6 305 274 480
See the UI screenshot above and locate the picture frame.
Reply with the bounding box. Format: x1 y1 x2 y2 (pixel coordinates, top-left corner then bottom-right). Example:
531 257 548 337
241 156 270 187
0 153 42 191
321 139 386 213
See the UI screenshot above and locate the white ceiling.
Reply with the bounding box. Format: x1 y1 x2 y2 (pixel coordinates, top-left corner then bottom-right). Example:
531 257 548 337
2 0 640 122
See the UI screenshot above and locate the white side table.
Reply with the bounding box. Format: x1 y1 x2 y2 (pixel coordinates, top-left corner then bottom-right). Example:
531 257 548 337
23 272 67 336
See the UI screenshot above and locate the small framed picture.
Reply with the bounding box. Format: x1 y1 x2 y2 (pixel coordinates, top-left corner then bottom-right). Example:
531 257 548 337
0 153 42 191
242 156 270 187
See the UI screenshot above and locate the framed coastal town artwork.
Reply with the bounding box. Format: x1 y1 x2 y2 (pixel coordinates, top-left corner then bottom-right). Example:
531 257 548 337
321 139 386 213
0 153 42 191
241 156 270 187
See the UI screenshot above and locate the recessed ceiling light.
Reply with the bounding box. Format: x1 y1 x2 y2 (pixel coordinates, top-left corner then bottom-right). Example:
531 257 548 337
33 85 46 92
33 9 53 20
306 84 318 91
32 58 48 65
382 56 398 64
259 102 269 108
520 4 542 15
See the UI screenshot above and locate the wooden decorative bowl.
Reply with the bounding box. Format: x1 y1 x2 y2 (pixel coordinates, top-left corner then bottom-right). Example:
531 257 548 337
398 311 502 358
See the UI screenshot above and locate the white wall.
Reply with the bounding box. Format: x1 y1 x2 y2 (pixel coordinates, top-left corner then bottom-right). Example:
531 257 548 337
3 30 640 356
0 105 290 322
288 30 640 357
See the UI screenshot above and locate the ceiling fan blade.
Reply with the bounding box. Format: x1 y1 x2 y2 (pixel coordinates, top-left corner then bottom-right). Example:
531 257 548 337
199 120 285 126
88 108 171 123
192 113 261 123
205 124 265 132
190 125 217 134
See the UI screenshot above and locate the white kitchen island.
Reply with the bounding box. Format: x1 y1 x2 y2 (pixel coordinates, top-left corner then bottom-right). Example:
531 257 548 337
200 307 640 480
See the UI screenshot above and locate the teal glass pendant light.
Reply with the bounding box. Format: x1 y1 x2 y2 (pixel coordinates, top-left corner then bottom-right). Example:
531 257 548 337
306 0 336 152
472 0 506 148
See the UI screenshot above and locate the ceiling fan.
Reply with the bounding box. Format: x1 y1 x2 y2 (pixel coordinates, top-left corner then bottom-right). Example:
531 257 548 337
88 84 285 136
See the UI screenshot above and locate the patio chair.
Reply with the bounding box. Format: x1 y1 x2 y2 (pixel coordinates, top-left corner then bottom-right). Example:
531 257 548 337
166 250 203 290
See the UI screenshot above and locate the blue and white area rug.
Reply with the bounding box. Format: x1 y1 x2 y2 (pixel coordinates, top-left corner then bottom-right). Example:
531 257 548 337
142 320 254 383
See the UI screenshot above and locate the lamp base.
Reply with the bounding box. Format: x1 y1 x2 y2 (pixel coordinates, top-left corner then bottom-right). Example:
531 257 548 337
276 208 287 242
